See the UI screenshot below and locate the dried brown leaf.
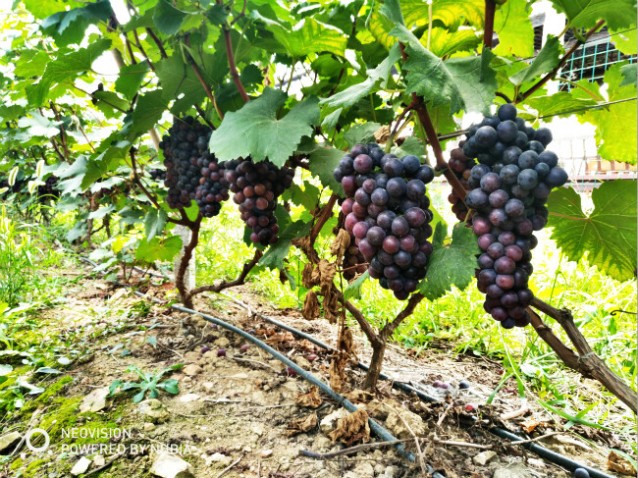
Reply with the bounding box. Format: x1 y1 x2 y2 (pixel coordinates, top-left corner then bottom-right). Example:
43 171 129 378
330 228 351 260
608 451 637 476
286 413 318 437
374 125 391 144
322 289 339 324
302 290 320 320
329 351 349 393
318 260 337 288
296 386 323 409
302 262 320 288
328 409 370 445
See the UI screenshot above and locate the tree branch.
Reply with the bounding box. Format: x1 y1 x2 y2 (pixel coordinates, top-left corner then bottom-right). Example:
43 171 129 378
188 249 263 297
145 27 168 59
530 297 637 413
218 2 250 103
518 20 605 102
129 148 161 210
381 292 425 340
185 50 224 120
175 219 201 308
132 29 156 72
483 0 496 48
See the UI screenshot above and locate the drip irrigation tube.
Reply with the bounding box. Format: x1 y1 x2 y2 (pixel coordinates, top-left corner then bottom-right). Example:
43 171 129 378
217 294 619 478
170 304 447 478
79 258 618 478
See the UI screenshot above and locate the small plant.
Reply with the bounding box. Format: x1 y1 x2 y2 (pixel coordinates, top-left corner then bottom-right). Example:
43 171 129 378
109 364 182 403
0 207 36 306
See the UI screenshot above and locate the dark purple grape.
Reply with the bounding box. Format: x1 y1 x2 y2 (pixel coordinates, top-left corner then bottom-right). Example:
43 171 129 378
406 179 426 201
386 177 407 197
487 241 505 259
472 216 491 236
466 189 489 209
517 151 538 169
475 126 498 148
497 120 519 143
478 233 496 251
498 104 517 121
545 167 568 187
518 169 539 190
354 154 373 173
480 173 502 193
367 226 386 246
416 165 434 183
538 151 558 168
504 198 525 218
502 146 522 165
405 207 427 227
384 158 405 177
402 155 421 174
534 128 553 146
488 189 509 208
494 256 516 274
391 216 410 237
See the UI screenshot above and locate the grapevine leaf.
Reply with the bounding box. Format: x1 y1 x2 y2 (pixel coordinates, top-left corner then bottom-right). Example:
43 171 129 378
126 90 168 136
427 28 481 58
550 0 637 30
209 89 319 167
419 224 479 301
259 219 311 269
17 112 61 138
22 0 66 19
144 208 168 241
41 0 113 46
115 61 150 100
45 39 113 83
153 0 188 35
526 92 597 118
610 27 637 55
509 36 561 86
547 181 637 281
267 17 348 57
620 64 637 87
155 55 206 114
135 235 183 263
401 0 484 28
580 64 637 164
320 45 401 109
344 123 381 147
308 146 344 194
493 0 534 58
344 271 369 300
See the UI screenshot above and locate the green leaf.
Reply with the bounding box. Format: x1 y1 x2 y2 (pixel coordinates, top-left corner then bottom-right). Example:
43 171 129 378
92 91 131 116
153 0 188 35
526 92 597 118
145 336 158 348
344 122 381 147
320 45 401 109
620 64 637 87
132 390 147 403
268 17 348 57
419 224 479 301
45 39 113 84
610 27 637 55
158 378 179 395
426 28 481 58
510 36 561 86
17 112 61 138
155 55 206 115
580 64 637 164
135 235 183 263
550 0 637 30
126 90 168 136
493 0 534 58
401 0 484 28
41 0 113 46
35 367 62 374
344 271 369 300
144 208 168 241
308 146 344 194
547 181 637 281
0 364 13 376
116 62 150 100
209 89 319 167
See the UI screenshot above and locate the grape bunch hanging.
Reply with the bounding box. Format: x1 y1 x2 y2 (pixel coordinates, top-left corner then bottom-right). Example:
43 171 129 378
159 117 228 217
223 159 294 246
333 143 435 300
460 104 568 328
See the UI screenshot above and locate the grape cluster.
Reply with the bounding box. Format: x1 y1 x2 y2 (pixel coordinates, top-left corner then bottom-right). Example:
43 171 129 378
333 143 435 300
462 104 568 328
195 156 229 218
148 168 166 182
224 159 294 245
37 176 59 201
447 144 476 222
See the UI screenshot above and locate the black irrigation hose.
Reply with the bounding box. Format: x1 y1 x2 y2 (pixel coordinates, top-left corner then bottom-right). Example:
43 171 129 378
169 304 448 478
218 294 619 478
79 258 618 478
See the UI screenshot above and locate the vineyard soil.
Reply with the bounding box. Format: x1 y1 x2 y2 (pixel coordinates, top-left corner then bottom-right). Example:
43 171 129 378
0 266 628 478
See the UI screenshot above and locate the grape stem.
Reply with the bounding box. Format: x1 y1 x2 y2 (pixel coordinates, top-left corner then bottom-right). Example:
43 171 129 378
219 0 250 104
483 0 496 49
529 297 637 413
517 19 605 102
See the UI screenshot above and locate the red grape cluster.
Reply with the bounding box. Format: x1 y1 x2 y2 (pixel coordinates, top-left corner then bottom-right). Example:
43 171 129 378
333 143 435 300
463 104 568 328
446 144 476 222
335 209 367 281
224 159 294 245
195 156 229 218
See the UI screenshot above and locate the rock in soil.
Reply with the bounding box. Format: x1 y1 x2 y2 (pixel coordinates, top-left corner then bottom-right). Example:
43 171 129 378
319 408 349 434
384 406 426 439
70 456 92 476
492 463 533 478
80 386 110 413
473 450 497 466
0 431 21 454
150 451 194 478
137 399 169 423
